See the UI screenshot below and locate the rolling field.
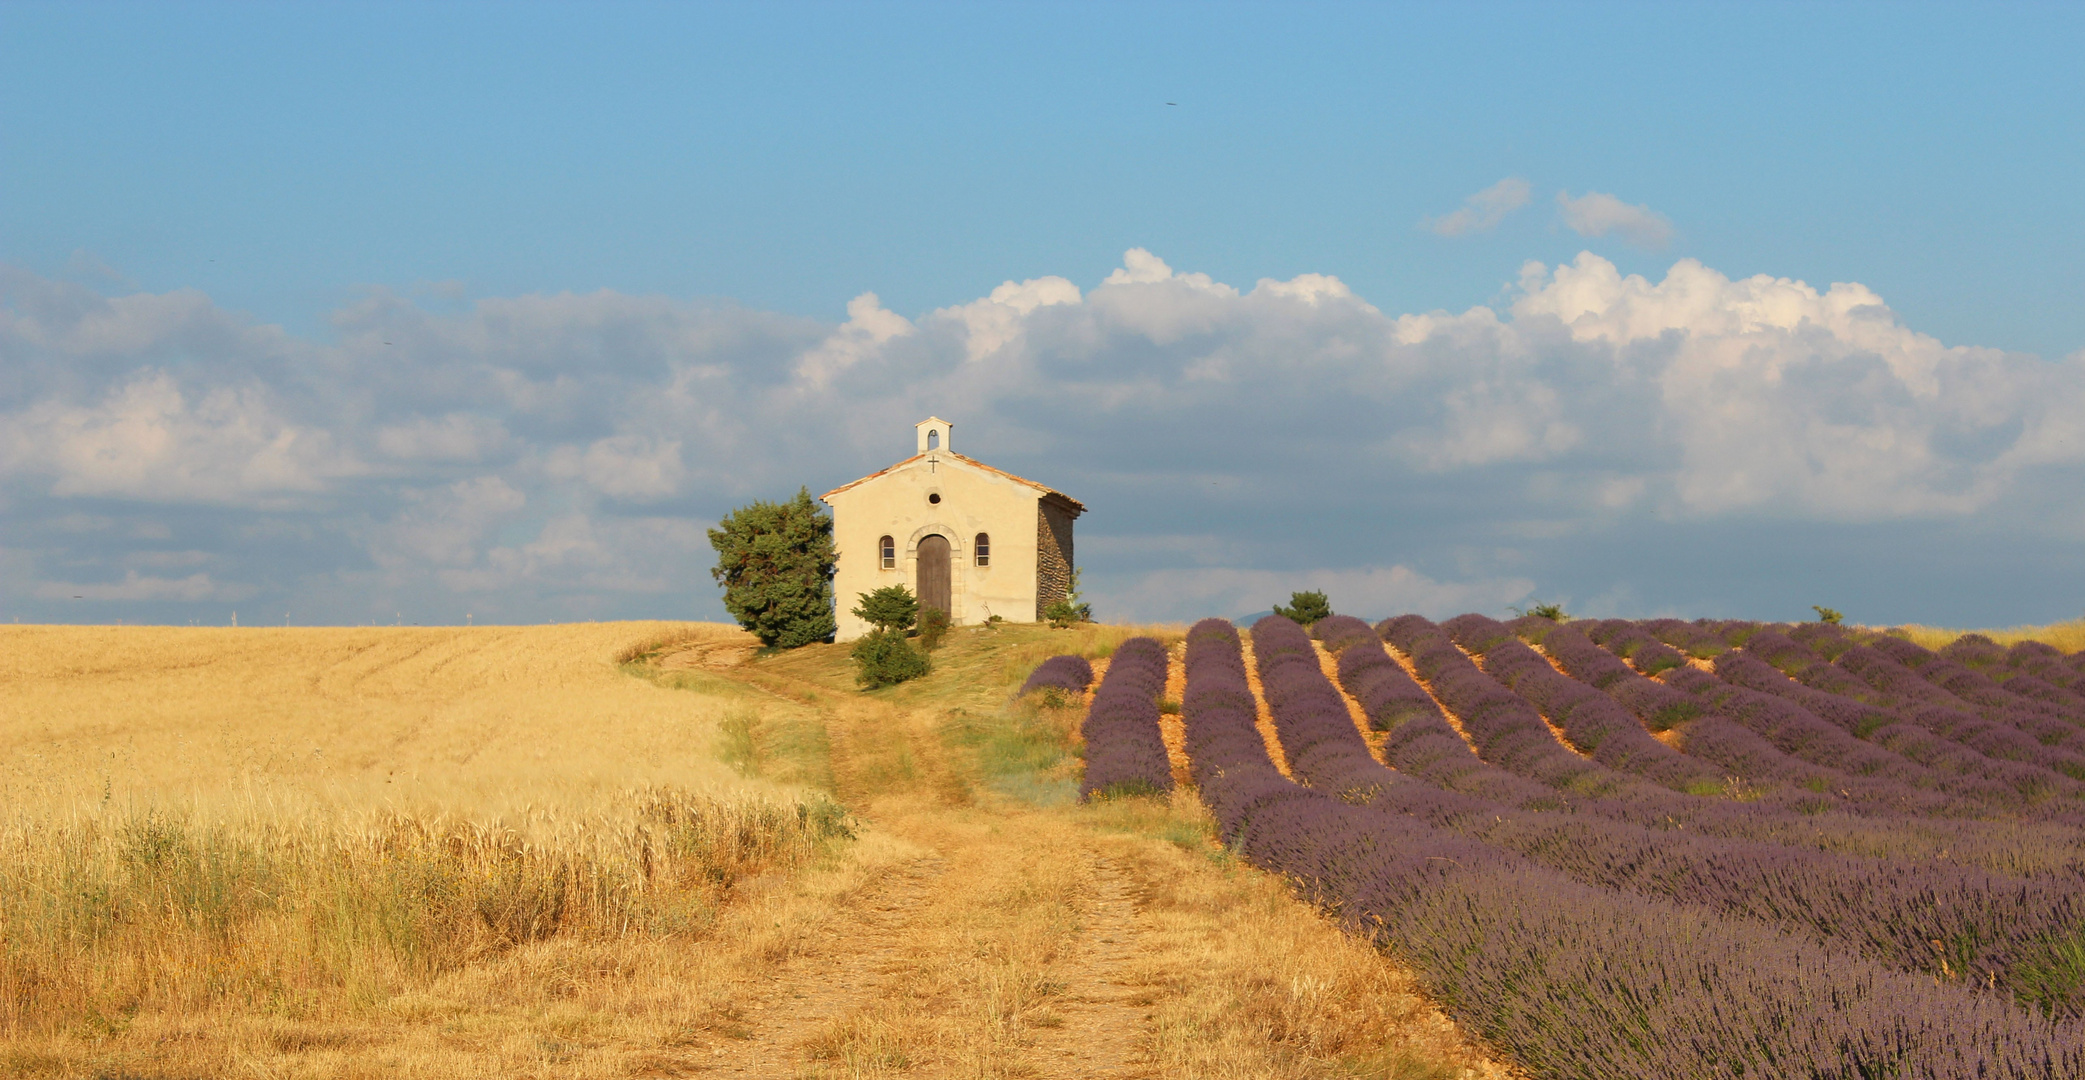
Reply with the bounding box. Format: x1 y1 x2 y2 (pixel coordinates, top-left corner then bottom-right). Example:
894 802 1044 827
0 620 1519 1080
1073 614 2085 1079
20 610 2083 1078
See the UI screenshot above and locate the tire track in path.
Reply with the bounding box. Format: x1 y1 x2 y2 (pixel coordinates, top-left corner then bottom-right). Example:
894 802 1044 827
693 835 1162 1078
701 854 949 1077
1024 854 1152 1078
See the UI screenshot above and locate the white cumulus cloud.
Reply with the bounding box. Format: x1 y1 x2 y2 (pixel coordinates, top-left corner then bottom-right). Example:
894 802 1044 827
3 373 359 505
375 413 512 463
793 292 914 387
934 276 1082 363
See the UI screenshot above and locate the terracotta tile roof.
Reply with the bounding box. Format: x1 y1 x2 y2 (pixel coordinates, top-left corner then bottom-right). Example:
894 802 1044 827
820 452 1085 514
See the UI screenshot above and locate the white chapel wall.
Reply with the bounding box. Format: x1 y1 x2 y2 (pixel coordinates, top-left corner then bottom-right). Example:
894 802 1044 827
826 454 1044 641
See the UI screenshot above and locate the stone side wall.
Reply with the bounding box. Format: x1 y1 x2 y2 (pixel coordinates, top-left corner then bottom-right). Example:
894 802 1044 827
1035 500 1075 619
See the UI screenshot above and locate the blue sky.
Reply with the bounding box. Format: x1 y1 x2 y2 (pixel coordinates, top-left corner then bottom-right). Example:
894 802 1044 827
3 2 2083 628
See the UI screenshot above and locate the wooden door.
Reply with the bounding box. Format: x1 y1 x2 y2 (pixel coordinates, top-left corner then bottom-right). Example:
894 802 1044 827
916 534 952 616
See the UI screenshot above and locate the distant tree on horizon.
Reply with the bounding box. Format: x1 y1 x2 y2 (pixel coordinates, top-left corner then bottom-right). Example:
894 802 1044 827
1273 590 1332 627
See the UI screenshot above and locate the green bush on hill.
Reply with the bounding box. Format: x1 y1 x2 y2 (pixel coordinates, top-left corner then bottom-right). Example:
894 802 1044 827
851 629 929 689
853 585 919 634
916 606 951 650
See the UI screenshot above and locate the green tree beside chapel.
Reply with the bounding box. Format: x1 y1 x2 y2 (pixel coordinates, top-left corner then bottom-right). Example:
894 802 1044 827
708 487 838 648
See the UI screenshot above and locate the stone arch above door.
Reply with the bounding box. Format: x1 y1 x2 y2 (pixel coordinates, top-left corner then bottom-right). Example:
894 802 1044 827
904 524 964 557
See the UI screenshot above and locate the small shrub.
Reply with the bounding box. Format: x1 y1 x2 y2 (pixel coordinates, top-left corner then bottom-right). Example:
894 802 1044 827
1812 605 1844 625
917 606 951 650
851 629 929 689
1044 599 1091 629
852 585 919 634
1044 570 1092 629
1512 601 1569 621
1272 590 1332 626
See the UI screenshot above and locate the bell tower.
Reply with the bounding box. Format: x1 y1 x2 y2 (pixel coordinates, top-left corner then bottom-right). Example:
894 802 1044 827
915 416 952 455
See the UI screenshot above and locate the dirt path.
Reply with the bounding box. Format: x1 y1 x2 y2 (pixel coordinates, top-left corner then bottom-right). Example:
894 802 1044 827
645 629 1522 1080
1236 633 1294 777
1023 855 1150 1078
1158 645 1191 788
705 855 952 1077
696 835 1158 1078
1313 641 1384 756
1383 639 1490 757
671 640 1162 1078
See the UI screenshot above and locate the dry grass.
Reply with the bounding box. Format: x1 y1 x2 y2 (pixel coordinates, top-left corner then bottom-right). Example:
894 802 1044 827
973 620 1188 690
1888 617 2085 654
0 621 852 1077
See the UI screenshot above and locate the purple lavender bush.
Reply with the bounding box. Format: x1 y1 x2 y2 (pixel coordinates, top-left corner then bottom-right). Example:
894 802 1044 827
1310 614 1378 653
1076 637 1173 801
1019 653 1094 696
1336 627 1442 733
1447 615 1726 791
1383 615 1664 801
2007 641 2084 690
1251 615 1402 801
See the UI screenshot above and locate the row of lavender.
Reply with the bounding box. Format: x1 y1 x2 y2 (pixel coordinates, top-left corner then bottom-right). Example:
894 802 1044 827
1558 618 2085 802
1069 638 1174 800
1329 613 2080 874
1333 614 2085 1016
1179 616 2084 1079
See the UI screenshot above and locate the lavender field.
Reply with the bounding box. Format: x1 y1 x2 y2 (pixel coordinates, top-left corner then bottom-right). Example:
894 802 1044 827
1065 615 2085 1078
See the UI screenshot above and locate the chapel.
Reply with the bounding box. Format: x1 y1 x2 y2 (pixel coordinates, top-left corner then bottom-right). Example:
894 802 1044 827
821 418 1083 641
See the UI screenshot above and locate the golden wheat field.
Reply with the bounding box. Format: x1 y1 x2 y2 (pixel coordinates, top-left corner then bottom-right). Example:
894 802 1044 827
0 622 856 1078
1 622 770 815
1894 617 2085 653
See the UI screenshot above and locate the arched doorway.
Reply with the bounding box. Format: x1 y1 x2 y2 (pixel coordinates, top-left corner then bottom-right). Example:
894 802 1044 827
915 534 951 617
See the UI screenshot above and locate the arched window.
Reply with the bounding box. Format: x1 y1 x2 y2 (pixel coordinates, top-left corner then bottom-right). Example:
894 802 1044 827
879 535 896 569
927 429 940 450
974 532 990 567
